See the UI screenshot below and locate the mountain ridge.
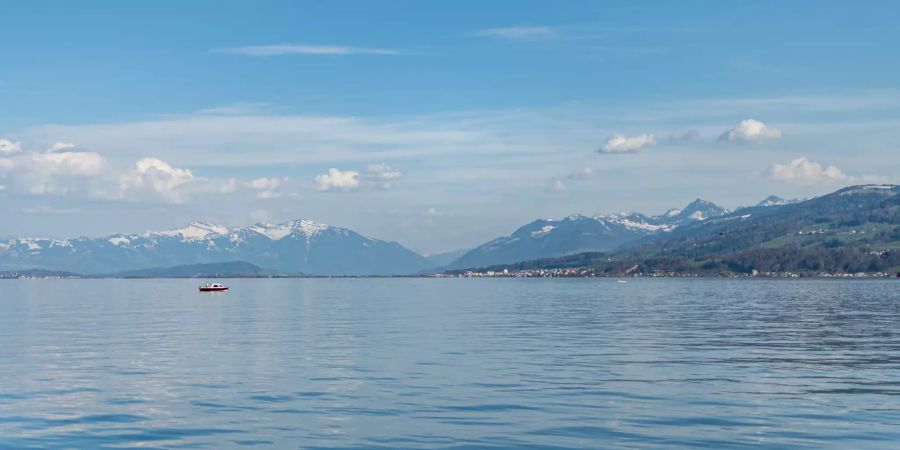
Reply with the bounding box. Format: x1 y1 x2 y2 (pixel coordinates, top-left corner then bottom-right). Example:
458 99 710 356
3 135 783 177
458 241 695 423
441 198 732 270
3 186 889 277
448 185 900 276
0 218 433 276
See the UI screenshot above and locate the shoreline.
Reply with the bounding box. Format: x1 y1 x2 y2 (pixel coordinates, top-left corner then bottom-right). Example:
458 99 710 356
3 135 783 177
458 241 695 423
2 273 898 280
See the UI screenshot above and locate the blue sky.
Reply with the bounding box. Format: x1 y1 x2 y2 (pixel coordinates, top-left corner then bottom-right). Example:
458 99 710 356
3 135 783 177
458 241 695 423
2 1 899 253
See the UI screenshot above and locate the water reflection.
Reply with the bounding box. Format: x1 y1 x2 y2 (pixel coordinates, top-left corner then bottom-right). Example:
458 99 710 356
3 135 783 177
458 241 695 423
0 278 898 448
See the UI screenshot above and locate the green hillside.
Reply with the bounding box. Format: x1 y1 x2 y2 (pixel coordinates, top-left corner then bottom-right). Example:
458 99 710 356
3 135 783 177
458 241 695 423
455 185 900 276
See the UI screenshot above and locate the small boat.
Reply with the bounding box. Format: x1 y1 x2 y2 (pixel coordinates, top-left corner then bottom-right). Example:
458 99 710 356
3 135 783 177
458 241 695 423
199 282 229 292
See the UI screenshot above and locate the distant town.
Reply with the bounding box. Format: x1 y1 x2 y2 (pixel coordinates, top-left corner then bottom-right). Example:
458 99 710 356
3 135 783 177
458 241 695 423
433 268 900 279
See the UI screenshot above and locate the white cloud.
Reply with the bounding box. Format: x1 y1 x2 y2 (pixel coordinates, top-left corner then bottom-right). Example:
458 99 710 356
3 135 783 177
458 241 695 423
314 168 360 192
567 167 594 180
768 157 850 186
49 142 76 151
423 207 443 217
247 177 285 190
13 151 106 195
598 133 655 154
668 130 700 141
0 139 22 154
29 151 104 175
116 158 195 203
366 163 403 189
545 180 567 192
0 148 104 195
720 119 782 143
0 142 292 204
246 177 287 199
217 44 399 56
472 26 556 40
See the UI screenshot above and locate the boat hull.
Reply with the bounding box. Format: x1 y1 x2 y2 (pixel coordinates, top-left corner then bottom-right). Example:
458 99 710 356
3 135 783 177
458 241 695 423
199 287 229 292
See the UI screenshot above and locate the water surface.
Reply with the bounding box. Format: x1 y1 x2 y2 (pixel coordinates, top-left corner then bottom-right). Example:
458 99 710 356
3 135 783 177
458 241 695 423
0 278 898 449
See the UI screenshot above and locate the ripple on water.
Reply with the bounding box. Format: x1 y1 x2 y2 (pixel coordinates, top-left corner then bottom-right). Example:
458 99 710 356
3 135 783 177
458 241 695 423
1 278 899 449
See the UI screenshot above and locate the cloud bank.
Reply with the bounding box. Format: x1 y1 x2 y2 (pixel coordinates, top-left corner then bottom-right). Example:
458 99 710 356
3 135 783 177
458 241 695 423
0 139 22 154
768 157 849 186
0 140 288 204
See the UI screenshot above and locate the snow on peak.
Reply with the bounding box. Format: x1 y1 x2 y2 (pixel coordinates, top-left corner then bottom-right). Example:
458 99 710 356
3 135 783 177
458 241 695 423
839 185 897 196
607 216 674 232
249 222 292 241
531 225 556 238
249 219 330 241
289 219 330 237
150 221 230 241
679 198 730 218
14 237 66 251
23 239 41 251
756 195 788 207
664 208 681 217
109 236 131 246
593 213 675 232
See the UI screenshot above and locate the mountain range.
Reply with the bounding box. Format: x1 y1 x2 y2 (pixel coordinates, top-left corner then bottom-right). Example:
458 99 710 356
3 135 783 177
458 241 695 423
1 185 896 276
0 219 431 276
465 185 900 276
440 198 731 270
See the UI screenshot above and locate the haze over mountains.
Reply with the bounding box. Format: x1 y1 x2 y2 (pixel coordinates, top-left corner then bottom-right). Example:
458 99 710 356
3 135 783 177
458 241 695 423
0 185 896 276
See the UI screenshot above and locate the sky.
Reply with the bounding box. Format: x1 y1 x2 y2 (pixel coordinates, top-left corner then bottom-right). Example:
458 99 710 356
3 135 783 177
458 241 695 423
1 0 899 254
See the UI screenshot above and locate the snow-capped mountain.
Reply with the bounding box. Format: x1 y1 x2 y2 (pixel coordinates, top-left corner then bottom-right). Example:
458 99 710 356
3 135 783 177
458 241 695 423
754 195 806 207
756 195 790 207
0 219 432 276
442 199 732 270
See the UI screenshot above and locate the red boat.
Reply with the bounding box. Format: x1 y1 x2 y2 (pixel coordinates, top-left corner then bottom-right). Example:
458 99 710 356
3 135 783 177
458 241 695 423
199 283 229 292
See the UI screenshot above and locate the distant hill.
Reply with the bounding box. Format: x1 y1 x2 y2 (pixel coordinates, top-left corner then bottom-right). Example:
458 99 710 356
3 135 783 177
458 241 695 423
753 195 805 208
0 268 82 279
0 219 434 276
450 185 900 276
441 199 731 270
633 184 899 258
106 261 286 278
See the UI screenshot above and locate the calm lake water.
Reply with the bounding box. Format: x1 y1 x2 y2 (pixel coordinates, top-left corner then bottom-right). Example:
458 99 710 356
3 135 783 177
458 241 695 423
0 278 898 449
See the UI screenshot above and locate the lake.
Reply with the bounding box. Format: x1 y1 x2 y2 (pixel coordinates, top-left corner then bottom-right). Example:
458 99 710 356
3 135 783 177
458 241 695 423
1 278 898 449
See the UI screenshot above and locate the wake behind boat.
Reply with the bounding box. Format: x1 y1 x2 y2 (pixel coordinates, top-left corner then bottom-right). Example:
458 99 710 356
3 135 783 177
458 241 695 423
199 282 229 292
